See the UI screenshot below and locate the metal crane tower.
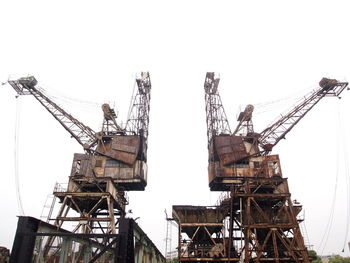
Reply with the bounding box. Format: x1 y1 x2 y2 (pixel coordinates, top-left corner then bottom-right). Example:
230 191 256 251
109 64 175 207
7 73 159 263
172 73 348 263
204 72 231 143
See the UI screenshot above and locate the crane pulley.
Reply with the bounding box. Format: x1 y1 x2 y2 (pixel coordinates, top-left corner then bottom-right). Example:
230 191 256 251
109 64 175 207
233 104 255 136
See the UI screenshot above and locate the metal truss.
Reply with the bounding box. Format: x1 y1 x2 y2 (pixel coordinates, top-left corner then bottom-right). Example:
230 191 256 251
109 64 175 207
259 79 348 152
204 72 231 145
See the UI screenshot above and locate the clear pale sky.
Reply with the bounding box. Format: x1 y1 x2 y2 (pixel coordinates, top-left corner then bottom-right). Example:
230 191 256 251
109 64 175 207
1 0 350 257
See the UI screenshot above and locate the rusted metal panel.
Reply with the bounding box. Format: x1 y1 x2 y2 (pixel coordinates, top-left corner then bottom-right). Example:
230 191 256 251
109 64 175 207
173 206 225 224
173 205 226 260
71 153 93 177
209 155 283 187
104 161 146 181
112 136 139 152
70 153 147 190
214 135 248 165
208 162 222 183
260 155 282 178
274 179 288 194
92 156 106 177
174 179 309 262
97 135 140 165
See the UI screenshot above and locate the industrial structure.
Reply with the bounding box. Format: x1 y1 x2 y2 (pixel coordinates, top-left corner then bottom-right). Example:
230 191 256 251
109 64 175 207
7 73 165 263
172 73 348 262
6 73 349 262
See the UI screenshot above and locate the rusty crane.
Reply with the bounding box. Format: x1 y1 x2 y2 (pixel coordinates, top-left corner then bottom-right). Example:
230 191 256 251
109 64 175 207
8 74 151 191
7 73 164 263
172 73 348 263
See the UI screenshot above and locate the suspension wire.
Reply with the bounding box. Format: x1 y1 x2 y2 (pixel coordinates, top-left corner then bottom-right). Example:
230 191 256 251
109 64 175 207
318 103 341 255
37 85 113 124
37 85 117 132
126 74 137 128
302 210 311 249
39 84 102 107
14 97 25 216
341 102 350 252
252 87 310 115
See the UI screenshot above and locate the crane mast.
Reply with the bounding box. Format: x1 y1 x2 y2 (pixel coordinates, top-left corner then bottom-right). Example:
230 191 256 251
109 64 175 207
258 78 349 152
204 72 231 163
126 72 151 135
125 72 152 160
204 72 231 141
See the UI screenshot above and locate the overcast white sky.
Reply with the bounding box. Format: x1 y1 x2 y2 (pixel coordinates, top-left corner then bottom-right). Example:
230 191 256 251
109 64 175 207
1 0 350 257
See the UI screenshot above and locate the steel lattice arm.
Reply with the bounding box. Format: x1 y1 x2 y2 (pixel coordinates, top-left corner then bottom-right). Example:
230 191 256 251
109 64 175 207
259 78 348 152
8 76 98 149
204 72 231 144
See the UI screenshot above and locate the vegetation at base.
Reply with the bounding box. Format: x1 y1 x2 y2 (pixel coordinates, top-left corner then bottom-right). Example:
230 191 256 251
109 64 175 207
309 250 322 263
329 255 350 263
308 250 350 263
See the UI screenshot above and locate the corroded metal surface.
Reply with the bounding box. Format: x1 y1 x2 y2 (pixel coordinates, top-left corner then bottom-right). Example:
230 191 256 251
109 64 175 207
214 135 248 165
8 74 152 190
209 154 282 191
10 216 165 263
7 73 158 263
97 135 140 165
173 206 225 224
173 178 309 263
173 73 330 262
70 153 147 191
172 206 226 260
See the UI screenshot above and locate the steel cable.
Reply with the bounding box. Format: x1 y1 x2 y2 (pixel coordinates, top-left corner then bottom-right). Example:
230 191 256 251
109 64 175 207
126 73 137 129
317 103 340 255
253 87 310 115
37 85 112 120
14 97 25 216
301 210 311 249
340 104 350 252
